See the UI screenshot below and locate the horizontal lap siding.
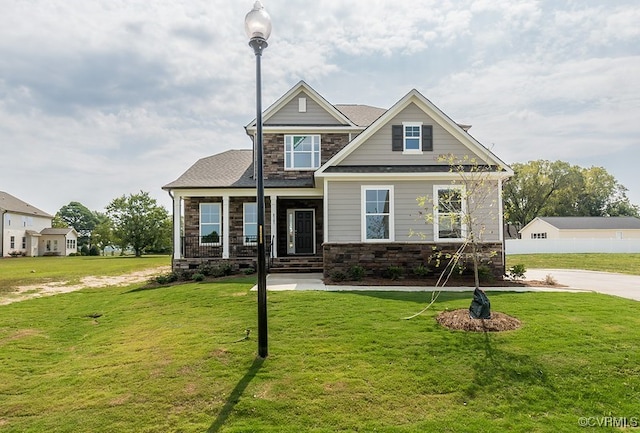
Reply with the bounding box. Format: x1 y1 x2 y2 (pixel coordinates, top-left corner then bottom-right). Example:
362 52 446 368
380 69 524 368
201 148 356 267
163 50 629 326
341 103 477 165
327 180 502 243
327 182 361 242
265 91 345 126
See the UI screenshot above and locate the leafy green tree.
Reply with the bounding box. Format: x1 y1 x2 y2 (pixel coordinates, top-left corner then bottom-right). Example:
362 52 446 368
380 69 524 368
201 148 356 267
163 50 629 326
56 201 100 246
503 160 573 228
504 160 639 226
106 191 169 257
91 212 114 255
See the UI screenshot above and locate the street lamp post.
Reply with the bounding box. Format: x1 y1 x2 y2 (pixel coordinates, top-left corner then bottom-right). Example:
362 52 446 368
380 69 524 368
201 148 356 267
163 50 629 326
245 1 271 359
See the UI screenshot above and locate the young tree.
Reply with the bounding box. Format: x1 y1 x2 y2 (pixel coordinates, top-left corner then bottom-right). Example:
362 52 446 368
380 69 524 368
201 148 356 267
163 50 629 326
407 154 506 320
105 191 169 257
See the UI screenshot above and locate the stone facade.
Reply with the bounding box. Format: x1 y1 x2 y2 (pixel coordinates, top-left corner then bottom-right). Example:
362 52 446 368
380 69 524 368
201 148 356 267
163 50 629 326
262 133 350 180
323 242 505 279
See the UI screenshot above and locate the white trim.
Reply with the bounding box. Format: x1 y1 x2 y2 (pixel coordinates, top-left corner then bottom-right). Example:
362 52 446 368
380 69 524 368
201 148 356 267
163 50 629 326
323 178 329 244
244 81 356 131
284 134 321 170
433 184 467 242
222 195 230 258
172 194 182 260
298 97 307 113
270 195 278 258
361 185 395 242
402 121 423 153
243 202 257 246
199 202 221 246
315 89 514 177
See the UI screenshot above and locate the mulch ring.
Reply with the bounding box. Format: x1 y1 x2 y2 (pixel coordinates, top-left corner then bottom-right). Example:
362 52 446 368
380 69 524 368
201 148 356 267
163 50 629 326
436 309 522 332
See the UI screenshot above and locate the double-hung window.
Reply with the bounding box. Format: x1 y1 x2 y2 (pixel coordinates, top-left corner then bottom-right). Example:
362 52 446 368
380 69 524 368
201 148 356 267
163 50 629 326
243 203 257 245
200 203 221 245
362 186 394 241
403 122 422 152
434 185 466 241
285 135 320 169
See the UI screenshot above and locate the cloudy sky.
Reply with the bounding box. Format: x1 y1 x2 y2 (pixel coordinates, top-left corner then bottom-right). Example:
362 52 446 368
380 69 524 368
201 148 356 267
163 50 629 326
1 0 639 215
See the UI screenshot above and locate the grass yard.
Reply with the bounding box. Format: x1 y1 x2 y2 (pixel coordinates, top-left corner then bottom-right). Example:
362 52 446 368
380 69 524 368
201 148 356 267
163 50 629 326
507 253 640 276
1 274 639 432
0 255 170 293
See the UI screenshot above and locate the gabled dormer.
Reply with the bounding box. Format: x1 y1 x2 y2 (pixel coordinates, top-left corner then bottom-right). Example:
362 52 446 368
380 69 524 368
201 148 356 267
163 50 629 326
244 81 385 180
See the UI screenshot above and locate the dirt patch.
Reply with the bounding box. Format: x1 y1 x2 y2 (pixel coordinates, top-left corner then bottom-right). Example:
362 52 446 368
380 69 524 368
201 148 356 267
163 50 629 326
436 308 522 332
0 266 170 306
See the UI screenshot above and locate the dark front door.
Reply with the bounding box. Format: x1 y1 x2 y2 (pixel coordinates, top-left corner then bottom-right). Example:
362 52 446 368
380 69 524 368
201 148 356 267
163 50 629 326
295 210 314 254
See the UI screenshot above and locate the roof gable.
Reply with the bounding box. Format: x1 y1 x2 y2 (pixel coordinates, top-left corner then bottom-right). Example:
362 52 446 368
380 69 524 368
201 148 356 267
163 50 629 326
245 81 354 130
316 89 513 176
0 191 52 218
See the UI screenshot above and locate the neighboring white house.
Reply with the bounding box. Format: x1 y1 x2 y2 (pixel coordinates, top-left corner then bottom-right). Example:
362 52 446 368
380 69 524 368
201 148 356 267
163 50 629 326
506 216 640 255
39 228 79 256
1 191 53 257
520 216 640 240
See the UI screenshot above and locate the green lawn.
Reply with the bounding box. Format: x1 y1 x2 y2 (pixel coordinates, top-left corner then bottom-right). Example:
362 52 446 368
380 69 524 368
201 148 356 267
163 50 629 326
0 255 170 292
1 272 639 432
507 253 640 276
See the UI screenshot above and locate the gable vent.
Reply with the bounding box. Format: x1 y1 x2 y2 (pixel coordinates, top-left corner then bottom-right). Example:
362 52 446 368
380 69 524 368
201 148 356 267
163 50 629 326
298 97 307 113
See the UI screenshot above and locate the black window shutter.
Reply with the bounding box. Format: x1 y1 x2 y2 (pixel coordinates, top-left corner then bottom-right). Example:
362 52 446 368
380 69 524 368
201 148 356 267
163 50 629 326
392 125 403 151
422 125 433 151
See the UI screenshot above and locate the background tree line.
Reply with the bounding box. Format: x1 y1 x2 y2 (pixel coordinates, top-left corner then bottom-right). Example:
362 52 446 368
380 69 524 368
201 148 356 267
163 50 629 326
52 191 171 256
503 160 639 230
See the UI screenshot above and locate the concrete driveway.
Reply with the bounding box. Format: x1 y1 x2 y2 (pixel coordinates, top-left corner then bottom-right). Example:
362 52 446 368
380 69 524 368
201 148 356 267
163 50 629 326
524 269 640 301
255 269 640 302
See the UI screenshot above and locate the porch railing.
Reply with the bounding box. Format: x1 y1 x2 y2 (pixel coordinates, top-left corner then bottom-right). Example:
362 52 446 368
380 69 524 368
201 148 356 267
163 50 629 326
181 235 272 259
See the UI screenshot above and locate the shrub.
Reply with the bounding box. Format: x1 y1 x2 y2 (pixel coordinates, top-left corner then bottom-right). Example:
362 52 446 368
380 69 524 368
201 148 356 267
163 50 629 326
347 265 365 281
412 264 431 278
385 265 404 280
211 263 232 278
242 267 256 275
330 270 347 282
154 272 179 285
544 274 557 286
507 264 527 281
477 265 494 282
191 273 205 282
89 245 101 256
80 245 90 256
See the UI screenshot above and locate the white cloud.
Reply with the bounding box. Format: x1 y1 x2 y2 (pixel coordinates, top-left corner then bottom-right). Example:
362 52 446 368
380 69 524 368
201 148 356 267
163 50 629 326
1 0 639 212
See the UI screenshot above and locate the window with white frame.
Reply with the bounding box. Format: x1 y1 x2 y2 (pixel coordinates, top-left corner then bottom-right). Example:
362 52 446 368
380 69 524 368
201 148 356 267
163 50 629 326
362 186 394 241
200 203 221 245
531 233 547 239
434 185 466 240
243 202 257 245
10 236 15 249
285 135 321 169
403 122 422 152
22 237 26 249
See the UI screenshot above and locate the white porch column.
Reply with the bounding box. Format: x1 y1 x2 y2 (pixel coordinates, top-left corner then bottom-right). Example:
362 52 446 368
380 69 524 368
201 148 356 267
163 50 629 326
270 194 277 258
172 193 182 260
223 194 230 259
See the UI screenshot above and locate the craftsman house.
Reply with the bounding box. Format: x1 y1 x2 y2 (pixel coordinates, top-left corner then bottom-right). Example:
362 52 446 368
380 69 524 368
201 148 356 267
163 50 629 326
163 81 513 278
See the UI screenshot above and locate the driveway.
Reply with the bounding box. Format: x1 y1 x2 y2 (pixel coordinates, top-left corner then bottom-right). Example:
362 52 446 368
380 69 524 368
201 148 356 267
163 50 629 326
257 270 640 302
524 269 640 301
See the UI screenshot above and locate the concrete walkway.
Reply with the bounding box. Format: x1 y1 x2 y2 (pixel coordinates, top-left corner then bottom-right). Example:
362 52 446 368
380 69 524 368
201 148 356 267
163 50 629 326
251 269 640 301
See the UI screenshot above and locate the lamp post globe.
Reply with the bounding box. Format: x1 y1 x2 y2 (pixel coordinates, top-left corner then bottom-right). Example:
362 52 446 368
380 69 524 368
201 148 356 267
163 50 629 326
245 1 272 42
246 0 271 359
